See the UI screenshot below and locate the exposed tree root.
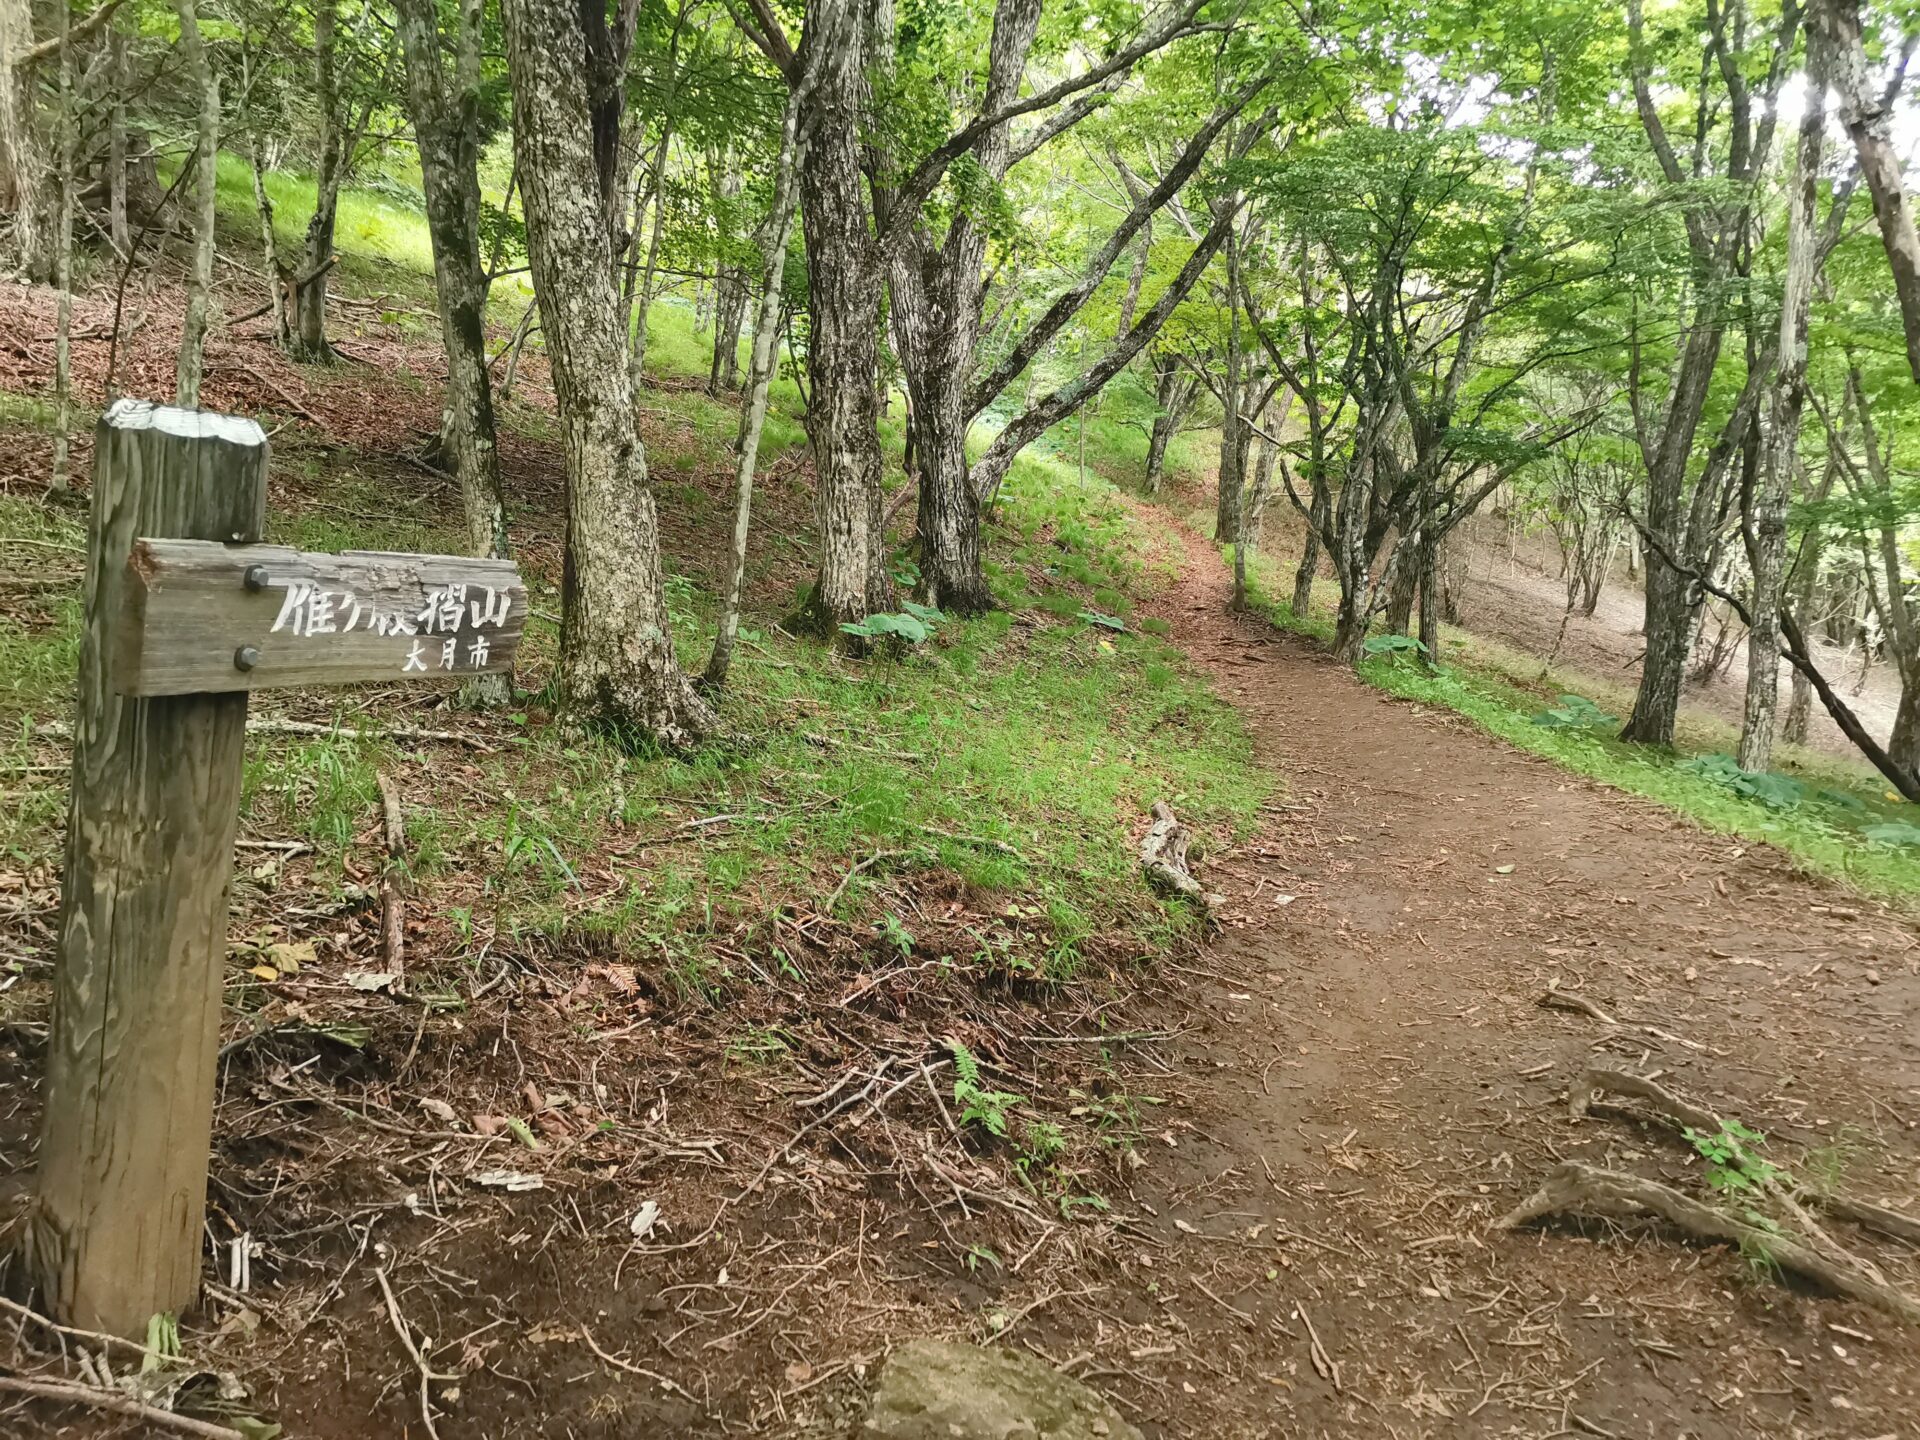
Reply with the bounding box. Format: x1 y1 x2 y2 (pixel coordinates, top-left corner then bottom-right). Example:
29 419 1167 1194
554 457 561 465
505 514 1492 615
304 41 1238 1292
1493 1161 1920 1324
1570 1066 1920 1251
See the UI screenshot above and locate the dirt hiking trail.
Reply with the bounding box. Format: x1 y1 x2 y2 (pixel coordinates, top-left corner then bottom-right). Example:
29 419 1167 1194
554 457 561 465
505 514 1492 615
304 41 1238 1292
1069 525 1920 1438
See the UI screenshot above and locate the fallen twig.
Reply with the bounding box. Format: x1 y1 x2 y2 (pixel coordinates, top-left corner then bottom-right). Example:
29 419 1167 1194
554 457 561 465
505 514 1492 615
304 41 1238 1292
32 716 498 751
1296 1299 1341 1391
579 1325 701 1402
375 771 407 977
826 849 912 911
374 1263 453 1440
0 1376 245 1440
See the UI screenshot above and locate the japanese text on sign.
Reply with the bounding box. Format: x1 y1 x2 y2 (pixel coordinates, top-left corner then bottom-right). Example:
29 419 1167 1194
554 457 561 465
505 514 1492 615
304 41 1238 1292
270 581 514 674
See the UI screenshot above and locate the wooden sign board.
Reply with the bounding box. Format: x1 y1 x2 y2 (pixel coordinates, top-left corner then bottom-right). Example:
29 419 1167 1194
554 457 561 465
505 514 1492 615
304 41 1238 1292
113 539 526 695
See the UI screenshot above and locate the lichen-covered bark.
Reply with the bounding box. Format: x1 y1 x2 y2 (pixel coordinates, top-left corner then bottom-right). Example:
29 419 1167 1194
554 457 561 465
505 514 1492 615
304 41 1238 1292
395 0 512 705
795 0 893 631
503 0 711 743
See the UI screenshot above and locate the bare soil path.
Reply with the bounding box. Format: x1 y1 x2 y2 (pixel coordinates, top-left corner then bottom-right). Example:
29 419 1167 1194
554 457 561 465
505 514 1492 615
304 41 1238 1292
1078 525 1920 1438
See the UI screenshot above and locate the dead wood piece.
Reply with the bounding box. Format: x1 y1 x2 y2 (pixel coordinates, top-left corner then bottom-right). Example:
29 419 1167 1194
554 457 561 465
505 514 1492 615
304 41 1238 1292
1141 801 1213 909
0 1376 246 1440
1537 985 1616 1026
1492 1161 1920 1325
1804 1192 1920 1247
375 772 407 977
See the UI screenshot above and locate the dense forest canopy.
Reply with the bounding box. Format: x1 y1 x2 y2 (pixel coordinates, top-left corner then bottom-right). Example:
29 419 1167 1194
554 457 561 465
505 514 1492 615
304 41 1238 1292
3 0 1919 789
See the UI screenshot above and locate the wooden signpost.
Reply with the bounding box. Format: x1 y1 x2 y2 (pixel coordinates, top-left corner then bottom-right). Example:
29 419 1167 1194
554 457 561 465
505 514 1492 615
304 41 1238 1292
27 399 524 1336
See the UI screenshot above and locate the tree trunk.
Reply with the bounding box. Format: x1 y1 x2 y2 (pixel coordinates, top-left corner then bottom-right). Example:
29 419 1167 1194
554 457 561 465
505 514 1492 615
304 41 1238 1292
241 40 290 348
292 0 344 362
173 0 219 406
47 0 71 488
1892 674 1920 777
1622 305 1726 746
0 0 45 279
627 120 673 396
1215 234 1246 546
1385 527 1419 635
1144 353 1193 494
795 0 893 632
1822 0 1920 386
1292 467 1328 617
705 89 804 692
503 0 712 742
1739 40 1825 772
1417 529 1441 665
396 0 514 707
106 22 127 258
1782 466 1835 746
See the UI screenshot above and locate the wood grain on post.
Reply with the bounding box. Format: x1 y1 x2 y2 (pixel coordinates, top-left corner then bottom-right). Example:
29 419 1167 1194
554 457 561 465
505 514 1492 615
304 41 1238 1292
28 399 269 1335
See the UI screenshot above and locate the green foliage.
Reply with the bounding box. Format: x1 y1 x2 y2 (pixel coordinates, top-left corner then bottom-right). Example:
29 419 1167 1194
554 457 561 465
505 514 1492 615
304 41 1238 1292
840 604 946 646
1530 694 1619 731
1360 633 1427 660
1685 1120 1785 1199
1864 822 1920 848
1677 754 1808 811
950 1041 1025 1139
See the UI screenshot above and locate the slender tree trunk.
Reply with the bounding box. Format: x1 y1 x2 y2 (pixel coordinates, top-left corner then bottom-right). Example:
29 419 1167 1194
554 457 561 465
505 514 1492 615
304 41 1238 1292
795 0 893 632
1292 468 1329 616
107 23 127 258
1215 234 1246 545
1739 43 1825 771
1232 406 1278 611
1144 354 1192 494
503 0 712 742
705 90 804 691
396 0 514 706
241 40 290 348
292 0 343 362
500 298 536 400
627 120 673 397
174 0 219 406
47 0 71 489
1782 464 1834 746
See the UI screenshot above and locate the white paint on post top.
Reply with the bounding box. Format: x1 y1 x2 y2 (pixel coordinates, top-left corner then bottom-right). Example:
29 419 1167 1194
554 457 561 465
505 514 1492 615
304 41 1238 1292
103 396 268 449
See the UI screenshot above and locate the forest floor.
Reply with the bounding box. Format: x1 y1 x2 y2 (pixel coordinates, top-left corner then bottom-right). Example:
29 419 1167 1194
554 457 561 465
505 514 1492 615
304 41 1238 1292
1 227 1918 1438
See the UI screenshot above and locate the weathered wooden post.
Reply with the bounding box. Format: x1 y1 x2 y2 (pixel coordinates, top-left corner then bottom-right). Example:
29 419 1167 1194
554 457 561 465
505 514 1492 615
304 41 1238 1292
28 401 526 1336
29 400 269 1334
27 399 526 1336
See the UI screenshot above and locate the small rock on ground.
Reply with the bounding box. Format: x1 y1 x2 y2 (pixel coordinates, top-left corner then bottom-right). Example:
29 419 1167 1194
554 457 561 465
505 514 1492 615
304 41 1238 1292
864 1339 1141 1440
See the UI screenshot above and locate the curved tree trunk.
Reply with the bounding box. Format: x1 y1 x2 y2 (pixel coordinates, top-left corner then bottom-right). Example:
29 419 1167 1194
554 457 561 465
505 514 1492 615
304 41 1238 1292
503 0 711 743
